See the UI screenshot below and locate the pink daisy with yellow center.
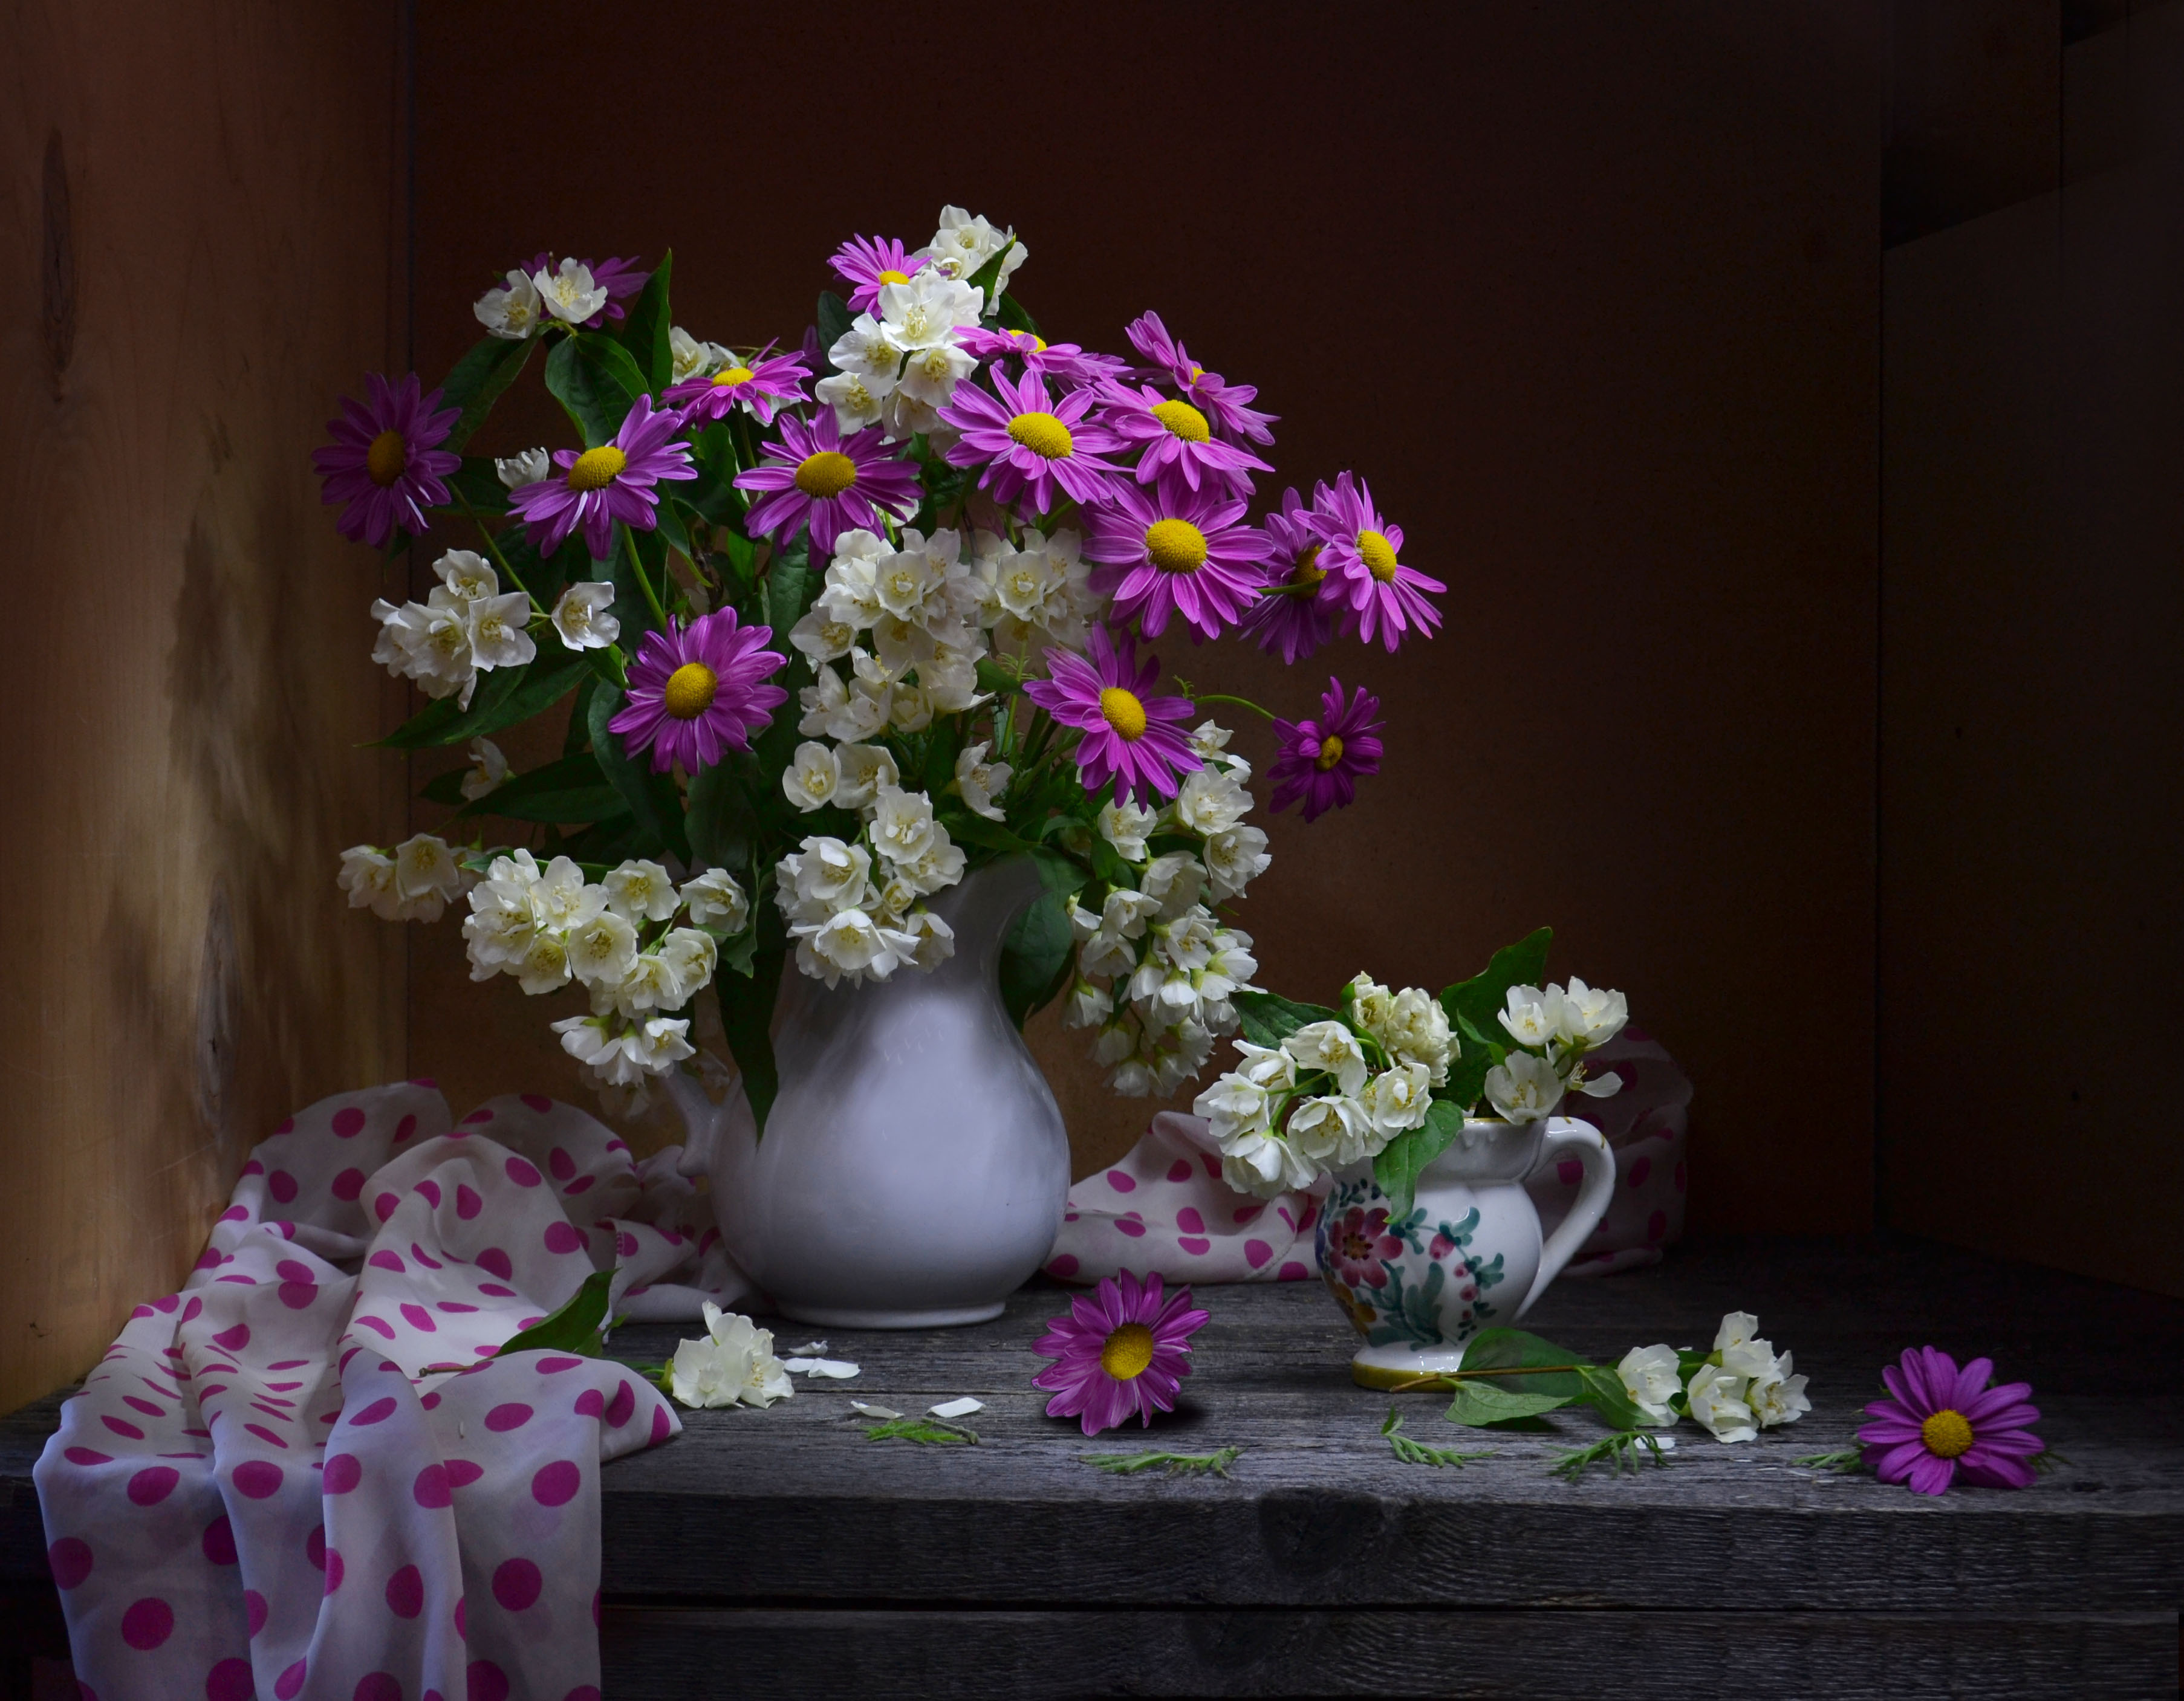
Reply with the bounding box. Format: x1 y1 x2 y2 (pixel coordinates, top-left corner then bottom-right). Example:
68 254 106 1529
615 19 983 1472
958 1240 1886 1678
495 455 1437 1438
1023 627 1203 805
311 372 461 548
1307 471 1446 653
1082 473 1273 641
665 349 811 428
733 410 921 559
827 235 925 316
1032 1271 1209 1437
608 608 788 775
938 368 1126 516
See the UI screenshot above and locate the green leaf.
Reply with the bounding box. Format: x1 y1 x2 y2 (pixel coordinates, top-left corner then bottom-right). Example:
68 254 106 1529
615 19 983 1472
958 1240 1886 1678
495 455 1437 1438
995 293 1039 337
564 673 598 756
1000 886 1074 1030
1439 927 1553 1061
1231 991 1342 1049
815 290 853 370
447 457 510 513
964 247 1009 311
652 498 692 562
418 765 472 808
685 759 755 874
375 648 593 751
587 685 691 863
865 1416 978 1445
1442 1381 1574 1428
1457 1327 1592 1399
1550 1428 1672 1482
616 250 672 390
759 537 817 637
1372 1097 1469 1219
447 751 623 826
1382 1409 1495 1468
437 334 537 455
717 946 782 1136
544 331 648 447
1079 1447 1241 1478
493 1269 613 1358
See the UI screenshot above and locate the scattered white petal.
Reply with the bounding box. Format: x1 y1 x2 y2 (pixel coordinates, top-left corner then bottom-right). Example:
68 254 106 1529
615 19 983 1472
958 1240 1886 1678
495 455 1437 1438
851 1401 902 1421
929 1397 983 1419
782 1340 830 1356
785 1358 860 1379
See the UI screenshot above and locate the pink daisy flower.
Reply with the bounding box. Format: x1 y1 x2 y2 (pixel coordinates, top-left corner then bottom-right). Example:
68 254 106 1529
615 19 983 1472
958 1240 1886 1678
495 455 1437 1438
1032 1271 1209 1437
1125 311 1278 446
957 326 1128 387
1307 471 1446 653
827 235 925 316
1024 627 1203 805
734 410 921 560
524 252 648 327
1269 678 1384 821
1857 1346 2043 1495
311 373 461 548
1244 486 1339 664
608 608 788 775
939 368 1126 515
509 395 697 560
1083 473 1273 641
665 348 812 428
1097 380 1271 495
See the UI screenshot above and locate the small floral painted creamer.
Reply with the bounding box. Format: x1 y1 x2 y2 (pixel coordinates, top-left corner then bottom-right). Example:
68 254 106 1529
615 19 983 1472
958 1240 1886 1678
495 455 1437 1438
1316 1116 1616 1388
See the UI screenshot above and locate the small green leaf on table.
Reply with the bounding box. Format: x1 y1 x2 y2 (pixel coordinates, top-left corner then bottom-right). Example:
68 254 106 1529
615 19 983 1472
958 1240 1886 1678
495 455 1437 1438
1382 1408 1495 1468
1550 1428 1672 1482
1442 1380 1575 1428
1079 1447 1242 1478
865 1416 979 1446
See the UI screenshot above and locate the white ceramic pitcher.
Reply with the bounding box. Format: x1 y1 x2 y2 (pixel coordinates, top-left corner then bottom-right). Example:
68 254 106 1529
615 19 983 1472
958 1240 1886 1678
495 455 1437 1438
1317 1116 1616 1388
671 855 1071 1328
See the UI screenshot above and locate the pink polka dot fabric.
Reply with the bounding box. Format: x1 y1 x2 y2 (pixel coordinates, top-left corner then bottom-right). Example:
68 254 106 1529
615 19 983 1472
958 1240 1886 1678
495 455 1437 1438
33 1082 735 1700
1524 1028 1692 1275
1042 1111 1329 1285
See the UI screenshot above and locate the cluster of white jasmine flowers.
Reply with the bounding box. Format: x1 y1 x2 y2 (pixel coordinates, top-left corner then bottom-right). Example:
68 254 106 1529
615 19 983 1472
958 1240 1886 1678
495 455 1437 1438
819 270 986 445
338 832 465 924
462 849 747 1089
1483 977 1630 1123
773 783 963 988
369 550 535 711
1194 971 1455 1200
1617 1312 1812 1443
668 1303 794 1410
473 256 617 339
791 526 990 733
1064 724 1266 1100
970 527 1100 658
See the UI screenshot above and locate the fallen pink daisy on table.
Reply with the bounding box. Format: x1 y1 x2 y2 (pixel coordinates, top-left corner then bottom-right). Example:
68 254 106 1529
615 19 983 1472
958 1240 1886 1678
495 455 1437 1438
609 608 788 774
312 372 461 548
1269 678 1385 821
1033 1271 1209 1436
735 410 921 560
1308 471 1446 653
1857 1346 2043 1495
1024 627 1202 805
509 394 697 560
666 348 812 427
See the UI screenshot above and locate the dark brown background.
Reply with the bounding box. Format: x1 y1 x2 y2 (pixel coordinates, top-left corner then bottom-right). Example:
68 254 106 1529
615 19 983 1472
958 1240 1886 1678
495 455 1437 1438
7 0 2177 1414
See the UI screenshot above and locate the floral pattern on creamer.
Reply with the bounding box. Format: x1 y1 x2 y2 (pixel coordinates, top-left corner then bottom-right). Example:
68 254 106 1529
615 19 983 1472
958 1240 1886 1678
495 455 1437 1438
1315 1174 1505 1349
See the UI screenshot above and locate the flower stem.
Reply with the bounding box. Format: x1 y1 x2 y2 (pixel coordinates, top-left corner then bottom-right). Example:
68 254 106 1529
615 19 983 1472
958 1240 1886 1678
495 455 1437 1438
454 491 550 623
621 525 672 632
1383 1364 1595 1395
1186 691 1276 723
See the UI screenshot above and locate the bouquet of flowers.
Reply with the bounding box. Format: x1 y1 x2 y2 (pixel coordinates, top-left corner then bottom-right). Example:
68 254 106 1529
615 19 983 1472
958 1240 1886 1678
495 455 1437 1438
1198 929 1631 1208
318 208 1445 1127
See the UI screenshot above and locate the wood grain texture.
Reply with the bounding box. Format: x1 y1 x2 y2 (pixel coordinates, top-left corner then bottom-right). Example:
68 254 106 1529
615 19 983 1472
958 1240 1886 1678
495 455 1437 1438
1878 11 2184 1296
600 1608 2180 1700
407 2 1885 1227
0 1 409 1413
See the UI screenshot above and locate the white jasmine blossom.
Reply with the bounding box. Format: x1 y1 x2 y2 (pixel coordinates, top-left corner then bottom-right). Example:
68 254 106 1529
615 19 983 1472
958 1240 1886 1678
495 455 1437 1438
668 1303 795 1410
1358 1060 1433 1135
1229 1040 1299 1090
466 591 536 672
1746 1352 1812 1429
551 582 620 650
870 786 938 865
679 868 749 933
1194 1072 1272 1144
816 369 887 432
952 742 1011 821
826 313 904 393
1498 983 1566 1050
895 834 965 897
550 1014 623 1072
625 1014 697 1075
1713 1312 1777 1379
1139 852 1204 918
392 832 463 920
1285 1093 1374 1167
1172 766 1250 837
1188 720 1233 762
338 846 403 921
460 736 509 802
603 859 679 924
1202 825 1270 900
534 257 608 325
830 743 899 811
434 550 498 602
1218 1127 1319 1200
1098 798 1157 862
1484 1049 1564 1123
782 741 840 812
876 270 984 351
1064 979 1113 1029
1556 976 1629 1051
474 268 542 340
1282 1020 1370 1096
1374 988 1455 1086
1686 1363 1758 1443
1617 1344 1683 1426
495 447 551 490
668 326 720 383
901 909 955 971
923 206 1026 293
778 837 872 919
790 607 859 664
567 906 640 986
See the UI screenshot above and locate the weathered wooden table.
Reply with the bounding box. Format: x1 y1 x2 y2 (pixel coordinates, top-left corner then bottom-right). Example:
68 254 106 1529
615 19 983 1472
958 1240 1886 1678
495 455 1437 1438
5 1236 2180 1697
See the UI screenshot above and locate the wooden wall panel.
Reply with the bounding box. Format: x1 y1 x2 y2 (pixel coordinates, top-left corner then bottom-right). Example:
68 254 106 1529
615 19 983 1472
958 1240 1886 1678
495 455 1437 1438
410 2 1883 1232
1879 7 2184 1295
0 2 409 1412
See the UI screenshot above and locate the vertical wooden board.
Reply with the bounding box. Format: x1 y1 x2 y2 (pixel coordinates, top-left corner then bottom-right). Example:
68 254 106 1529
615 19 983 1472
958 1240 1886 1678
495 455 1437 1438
415 2 1883 1228
1879 16 2184 1295
0 1 409 1412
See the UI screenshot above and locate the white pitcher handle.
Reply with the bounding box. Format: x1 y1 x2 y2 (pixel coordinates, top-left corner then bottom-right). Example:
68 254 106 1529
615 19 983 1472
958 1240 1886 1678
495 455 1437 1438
1519 1119 1616 1316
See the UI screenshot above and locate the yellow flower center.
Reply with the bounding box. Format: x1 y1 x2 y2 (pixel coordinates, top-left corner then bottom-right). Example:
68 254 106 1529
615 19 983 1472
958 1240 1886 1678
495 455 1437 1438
1150 399 1211 443
1097 687 1148 742
1292 543 1325 588
663 663 720 720
1920 1408 1975 1459
1144 518 1209 575
1099 1322 1155 1381
1358 528 1400 583
1315 734 1346 773
365 430 408 487
793 450 859 499
877 268 911 287
1006 410 1073 461
567 446 628 492
711 366 756 388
